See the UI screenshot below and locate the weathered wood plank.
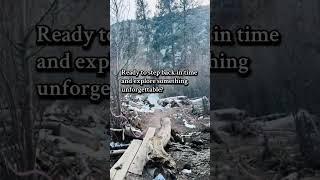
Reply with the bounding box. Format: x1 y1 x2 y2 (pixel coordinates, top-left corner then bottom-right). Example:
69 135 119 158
128 127 156 175
110 139 142 180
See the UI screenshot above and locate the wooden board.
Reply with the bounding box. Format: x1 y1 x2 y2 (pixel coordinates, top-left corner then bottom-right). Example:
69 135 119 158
110 139 142 180
128 127 156 175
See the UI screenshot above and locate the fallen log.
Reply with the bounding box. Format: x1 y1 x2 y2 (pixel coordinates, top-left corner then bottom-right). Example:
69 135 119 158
127 118 175 178
148 118 176 170
249 113 287 122
110 149 126 156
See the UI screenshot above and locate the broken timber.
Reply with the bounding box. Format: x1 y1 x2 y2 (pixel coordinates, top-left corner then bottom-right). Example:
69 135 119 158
110 118 174 180
110 139 142 180
110 127 156 180
128 127 156 175
148 118 175 169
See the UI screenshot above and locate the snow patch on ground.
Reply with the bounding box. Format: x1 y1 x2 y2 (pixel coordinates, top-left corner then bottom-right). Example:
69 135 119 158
147 94 162 108
183 119 196 129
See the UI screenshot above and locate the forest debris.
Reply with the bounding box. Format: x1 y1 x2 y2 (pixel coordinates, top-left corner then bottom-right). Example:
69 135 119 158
110 128 124 132
198 121 211 133
219 121 259 137
191 96 209 115
38 134 105 159
59 124 100 151
170 100 180 108
281 172 298 180
212 108 247 121
170 145 210 179
124 125 143 139
157 96 188 107
294 110 320 167
211 127 225 144
263 115 295 131
111 149 126 156
250 113 287 122
168 142 197 155
110 142 130 150
37 122 100 150
171 129 184 144
237 160 263 180
110 111 129 129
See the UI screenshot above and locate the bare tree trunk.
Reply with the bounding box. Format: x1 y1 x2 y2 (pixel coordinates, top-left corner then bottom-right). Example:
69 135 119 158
20 0 35 174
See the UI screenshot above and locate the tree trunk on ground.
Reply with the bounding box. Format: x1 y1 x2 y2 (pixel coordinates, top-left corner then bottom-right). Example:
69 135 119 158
125 118 175 180
148 118 176 170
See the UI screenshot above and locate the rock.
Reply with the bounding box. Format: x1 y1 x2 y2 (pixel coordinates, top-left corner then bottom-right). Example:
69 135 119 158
191 139 204 146
158 96 189 107
129 101 144 109
180 99 191 105
159 99 170 107
183 163 192 170
171 129 184 144
177 96 188 100
170 100 180 108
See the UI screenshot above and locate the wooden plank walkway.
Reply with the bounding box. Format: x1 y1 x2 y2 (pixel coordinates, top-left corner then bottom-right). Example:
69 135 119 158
110 139 142 180
110 127 156 180
128 127 156 175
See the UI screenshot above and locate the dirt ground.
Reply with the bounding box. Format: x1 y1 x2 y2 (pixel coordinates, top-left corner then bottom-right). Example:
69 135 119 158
139 105 211 180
